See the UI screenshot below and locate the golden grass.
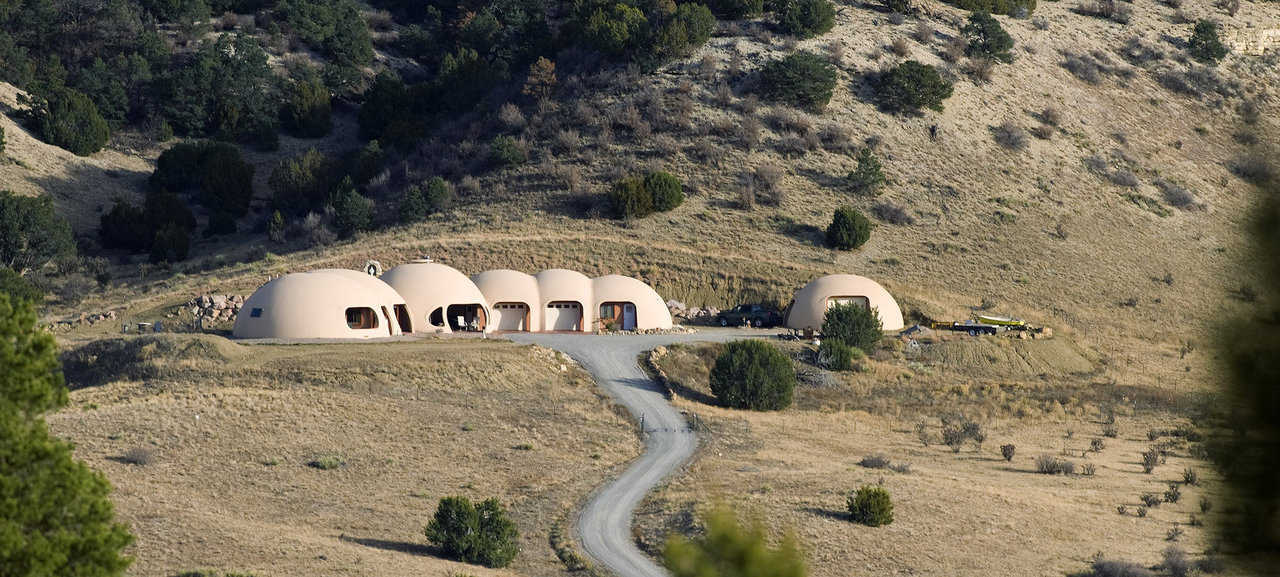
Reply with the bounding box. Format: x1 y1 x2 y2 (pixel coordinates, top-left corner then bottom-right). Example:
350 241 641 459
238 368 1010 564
49 335 640 577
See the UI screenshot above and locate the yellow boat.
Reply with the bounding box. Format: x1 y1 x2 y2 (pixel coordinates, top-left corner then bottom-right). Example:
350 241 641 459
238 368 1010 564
974 313 1026 327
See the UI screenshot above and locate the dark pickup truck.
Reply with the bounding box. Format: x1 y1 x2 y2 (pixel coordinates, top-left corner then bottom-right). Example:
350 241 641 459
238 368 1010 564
717 304 783 328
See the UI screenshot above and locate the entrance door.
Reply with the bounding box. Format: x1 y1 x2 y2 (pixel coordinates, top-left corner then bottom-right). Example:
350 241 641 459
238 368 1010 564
622 303 637 331
545 302 582 331
493 303 529 331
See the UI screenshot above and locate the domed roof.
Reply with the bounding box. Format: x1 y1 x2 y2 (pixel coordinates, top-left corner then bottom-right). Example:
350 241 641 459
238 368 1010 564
784 274 905 332
591 274 673 330
381 261 488 332
233 271 405 339
472 269 542 329
312 268 406 305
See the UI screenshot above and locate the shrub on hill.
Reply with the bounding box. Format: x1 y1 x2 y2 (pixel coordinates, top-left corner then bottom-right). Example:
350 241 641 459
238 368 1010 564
945 0 1035 15
874 60 954 114
22 88 110 156
759 51 837 112
490 135 528 168
400 177 454 223
150 223 191 263
818 339 858 371
330 177 373 238
0 124 5 156
157 35 280 148
848 148 886 195
583 2 650 57
152 141 254 216
710 339 796 410
848 485 894 526
425 496 519 568
826 207 872 250
707 0 764 18
281 73 332 138
778 0 836 39
0 268 44 304
963 11 1014 63
269 148 339 215
1188 20 1228 65
610 171 684 218
0 191 76 276
645 171 684 212
652 4 717 62
822 302 882 350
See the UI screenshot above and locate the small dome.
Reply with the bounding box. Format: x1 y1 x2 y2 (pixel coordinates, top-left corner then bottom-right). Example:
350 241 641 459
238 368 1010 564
592 274 673 330
784 274 905 332
472 269 542 331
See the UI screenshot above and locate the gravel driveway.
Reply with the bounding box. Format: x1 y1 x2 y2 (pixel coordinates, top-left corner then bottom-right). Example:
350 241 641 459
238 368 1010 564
508 329 764 577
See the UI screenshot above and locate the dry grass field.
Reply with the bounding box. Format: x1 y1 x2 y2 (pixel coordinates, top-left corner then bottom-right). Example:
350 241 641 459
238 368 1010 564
47 334 639 577
8 0 1280 575
641 339 1269 576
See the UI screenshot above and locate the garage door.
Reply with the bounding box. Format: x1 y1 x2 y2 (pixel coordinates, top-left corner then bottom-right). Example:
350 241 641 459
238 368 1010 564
493 303 529 331
545 302 582 331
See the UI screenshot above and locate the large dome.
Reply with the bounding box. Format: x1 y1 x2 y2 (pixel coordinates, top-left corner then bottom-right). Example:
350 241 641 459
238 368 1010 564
381 260 489 333
591 274 673 331
472 269 541 331
233 270 409 339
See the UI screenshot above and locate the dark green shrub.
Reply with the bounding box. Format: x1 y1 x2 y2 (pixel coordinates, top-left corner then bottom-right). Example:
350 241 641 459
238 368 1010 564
651 3 717 62
778 0 836 39
399 186 428 224
1001 443 1016 461
199 144 255 216
350 140 386 185
269 149 338 215
963 12 1014 63
0 267 44 304
610 176 653 219
149 224 191 263
709 339 796 410
875 61 954 114
330 177 373 238
277 0 373 67
946 0 1036 15
664 506 805 577
358 72 414 143
707 0 764 18
584 3 649 57
645 171 684 212
423 176 454 213
822 302 882 350
848 485 894 526
151 141 254 216
826 207 872 250
848 148 886 195
884 0 912 13
281 74 332 138
1188 20 1228 65
759 51 837 112
0 191 77 275
818 339 856 371
425 496 519 568
204 211 236 237
24 88 111 156
0 295 134 575
268 210 286 242
0 124 5 156
99 200 152 252
489 135 527 168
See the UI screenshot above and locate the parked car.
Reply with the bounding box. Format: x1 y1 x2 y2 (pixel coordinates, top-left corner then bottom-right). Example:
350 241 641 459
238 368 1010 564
717 304 783 327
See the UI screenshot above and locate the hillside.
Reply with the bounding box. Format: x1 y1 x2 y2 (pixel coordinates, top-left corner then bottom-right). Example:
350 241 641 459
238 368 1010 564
5 0 1280 574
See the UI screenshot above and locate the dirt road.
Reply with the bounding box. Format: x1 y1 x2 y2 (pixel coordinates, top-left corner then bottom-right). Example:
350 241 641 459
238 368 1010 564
508 329 761 577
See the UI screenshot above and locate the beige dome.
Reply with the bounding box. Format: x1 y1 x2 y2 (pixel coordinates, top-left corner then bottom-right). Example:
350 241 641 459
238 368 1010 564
233 270 409 339
784 274 905 332
592 275 673 331
472 269 541 331
534 269 594 332
381 261 490 333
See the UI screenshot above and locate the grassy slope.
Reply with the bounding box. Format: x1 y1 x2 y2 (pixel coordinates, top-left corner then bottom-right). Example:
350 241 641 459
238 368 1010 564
49 335 638 577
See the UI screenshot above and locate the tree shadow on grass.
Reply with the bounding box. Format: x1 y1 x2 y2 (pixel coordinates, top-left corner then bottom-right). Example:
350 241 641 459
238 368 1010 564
339 535 439 557
801 506 849 522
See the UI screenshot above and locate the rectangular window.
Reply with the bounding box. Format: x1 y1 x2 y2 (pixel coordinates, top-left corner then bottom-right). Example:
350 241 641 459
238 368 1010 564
250 308 262 318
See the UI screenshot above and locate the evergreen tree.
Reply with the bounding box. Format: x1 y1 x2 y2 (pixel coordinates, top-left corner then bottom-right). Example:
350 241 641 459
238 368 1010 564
1188 20 1228 65
0 294 134 575
399 185 428 223
0 191 76 276
330 177 372 237
847 148 886 195
665 506 806 577
826 207 872 250
875 61 954 114
962 12 1013 63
